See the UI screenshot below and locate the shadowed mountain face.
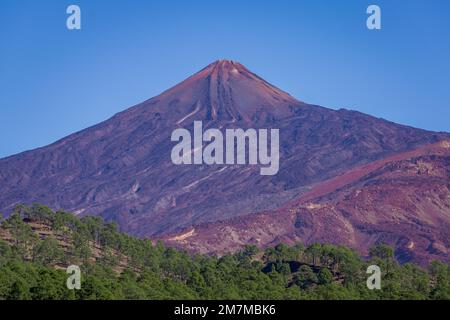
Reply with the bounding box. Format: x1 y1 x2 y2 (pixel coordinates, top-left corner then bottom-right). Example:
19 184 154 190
0 60 449 257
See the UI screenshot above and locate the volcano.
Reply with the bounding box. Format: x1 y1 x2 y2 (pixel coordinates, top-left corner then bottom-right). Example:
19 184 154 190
0 60 449 263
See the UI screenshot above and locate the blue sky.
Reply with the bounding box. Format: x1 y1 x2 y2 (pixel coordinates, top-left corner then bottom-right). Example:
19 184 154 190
1 0 450 158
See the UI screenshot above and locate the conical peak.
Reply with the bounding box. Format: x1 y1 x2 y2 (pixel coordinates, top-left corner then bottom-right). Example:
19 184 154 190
211 59 240 66
191 60 263 81
153 59 301 124
207 59 246 76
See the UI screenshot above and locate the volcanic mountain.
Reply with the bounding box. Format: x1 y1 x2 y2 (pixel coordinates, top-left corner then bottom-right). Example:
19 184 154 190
0 60 449 263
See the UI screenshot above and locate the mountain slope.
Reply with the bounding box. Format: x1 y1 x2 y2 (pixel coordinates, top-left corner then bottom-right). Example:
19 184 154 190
0 60 448 241
163 141 450 265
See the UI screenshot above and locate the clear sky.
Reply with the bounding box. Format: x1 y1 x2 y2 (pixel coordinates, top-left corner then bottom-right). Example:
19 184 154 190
1 0 450 158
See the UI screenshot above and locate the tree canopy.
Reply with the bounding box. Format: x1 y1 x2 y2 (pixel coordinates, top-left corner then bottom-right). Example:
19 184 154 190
0 204 448 300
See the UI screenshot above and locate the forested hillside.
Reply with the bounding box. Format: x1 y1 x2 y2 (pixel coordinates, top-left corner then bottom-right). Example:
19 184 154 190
0 205 449 300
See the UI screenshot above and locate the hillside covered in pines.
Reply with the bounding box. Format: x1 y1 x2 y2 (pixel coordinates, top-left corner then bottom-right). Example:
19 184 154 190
0 205 449 300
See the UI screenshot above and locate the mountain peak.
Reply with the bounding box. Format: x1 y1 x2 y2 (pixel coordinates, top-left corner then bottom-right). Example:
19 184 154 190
156 60 300 123
209 59 243 75
204 59 247 76
213 59 239 64
211 59 240 66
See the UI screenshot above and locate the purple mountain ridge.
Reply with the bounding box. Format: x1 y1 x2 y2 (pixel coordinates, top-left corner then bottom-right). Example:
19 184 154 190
1 60 449 263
